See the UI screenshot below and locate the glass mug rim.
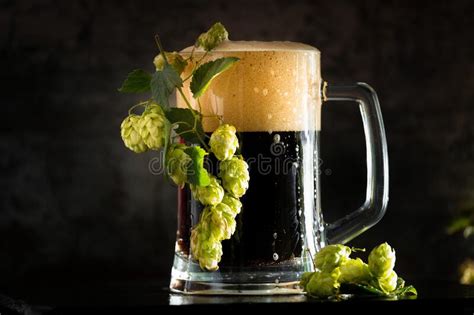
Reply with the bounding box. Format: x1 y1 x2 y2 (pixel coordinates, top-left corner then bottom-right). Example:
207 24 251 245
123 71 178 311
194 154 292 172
180 40 321 54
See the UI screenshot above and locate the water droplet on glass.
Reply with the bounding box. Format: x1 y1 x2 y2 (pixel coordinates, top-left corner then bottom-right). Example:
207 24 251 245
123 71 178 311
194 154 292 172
273 232 278 239
262 88 268 96
273 253 279 261
273 134 280 143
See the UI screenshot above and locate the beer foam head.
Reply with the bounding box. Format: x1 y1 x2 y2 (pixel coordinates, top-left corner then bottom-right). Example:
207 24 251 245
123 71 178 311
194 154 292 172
178 41 322 132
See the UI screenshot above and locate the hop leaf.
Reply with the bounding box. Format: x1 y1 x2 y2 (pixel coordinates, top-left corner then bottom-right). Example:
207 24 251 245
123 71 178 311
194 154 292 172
191 176 224 206
118 69 151 93
151 63 183 108
314 244 351 273
153 51 187 75
339 258 371 284
120 114 148 153
306 269 341 298
195 22 229 51
190 57 239 98
166 144 191 187
138 103 168 150
368 242 396 278
221 194 242 217
210 124 239 161
219 156 250 198
184 146 211 187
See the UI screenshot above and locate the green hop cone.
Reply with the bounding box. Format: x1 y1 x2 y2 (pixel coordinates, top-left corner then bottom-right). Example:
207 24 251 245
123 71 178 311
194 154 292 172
166 144 191 187
314 244 351 273
299 272 315 291
195 22 229 51
198 239 223 271
153 51 187 74
191 176 224 206
218 156 250 198
190 223 204 260
339 258 371 284
190 213 223 271
306 269 341 298
138 103 167 150
209 124 239 161
368 242 396 278
372 270 398 294
208 203 236 240
221 194 242 217
120 114 148 153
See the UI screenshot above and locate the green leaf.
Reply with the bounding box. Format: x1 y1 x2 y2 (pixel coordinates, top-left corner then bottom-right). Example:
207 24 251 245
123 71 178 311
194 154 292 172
165 108 205 144
395 277 406 290
118 69 152 93
151 63 183 108
393 285 418 297
184 146 211 186
190 57 239 98
340 278 418 298
393 277 417 297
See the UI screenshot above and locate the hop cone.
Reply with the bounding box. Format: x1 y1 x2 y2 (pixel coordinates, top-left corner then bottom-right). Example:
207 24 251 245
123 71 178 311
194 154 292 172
153 51 187 74
314 244 351 273
221 194 242 217
306 269 341 298
368 242 396 278
138 104 167 150
209 203 236 240
197 239 223 271
195 22 228 51
166 144 191 187
190 210 223 271
120 114 148 153
191 176 224 206
299 272 315 291
209 124 239 161
218 156 249 198
338 258 371 284
372 270 398 294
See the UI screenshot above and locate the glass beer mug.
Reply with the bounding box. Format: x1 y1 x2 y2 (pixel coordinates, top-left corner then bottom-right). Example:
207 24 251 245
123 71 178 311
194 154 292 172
170 41 388 294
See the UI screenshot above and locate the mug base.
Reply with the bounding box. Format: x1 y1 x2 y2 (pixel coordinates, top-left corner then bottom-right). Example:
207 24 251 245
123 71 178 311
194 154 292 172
169 253 309 295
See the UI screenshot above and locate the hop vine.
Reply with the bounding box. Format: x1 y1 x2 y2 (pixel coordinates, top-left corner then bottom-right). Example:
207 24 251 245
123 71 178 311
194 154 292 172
118 22 248 271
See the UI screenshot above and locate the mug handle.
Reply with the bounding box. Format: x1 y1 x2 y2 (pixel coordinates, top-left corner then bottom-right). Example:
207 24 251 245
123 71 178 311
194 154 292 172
323 82 389 244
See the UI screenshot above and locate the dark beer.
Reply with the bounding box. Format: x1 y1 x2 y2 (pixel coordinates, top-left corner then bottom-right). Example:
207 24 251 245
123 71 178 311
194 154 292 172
177 130 319 267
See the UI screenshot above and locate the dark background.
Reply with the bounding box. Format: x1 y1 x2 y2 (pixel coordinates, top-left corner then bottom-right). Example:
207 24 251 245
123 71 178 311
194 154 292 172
1 0 473 294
